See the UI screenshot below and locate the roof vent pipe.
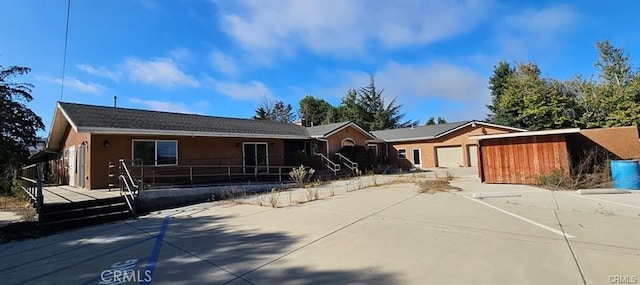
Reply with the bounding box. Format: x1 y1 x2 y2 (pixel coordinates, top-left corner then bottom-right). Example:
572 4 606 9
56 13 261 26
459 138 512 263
113 95 117 107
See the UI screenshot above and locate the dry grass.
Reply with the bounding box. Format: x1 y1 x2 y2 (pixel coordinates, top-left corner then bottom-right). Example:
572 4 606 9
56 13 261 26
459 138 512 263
417 179 461 194
537 149 614 190
0 196 37 221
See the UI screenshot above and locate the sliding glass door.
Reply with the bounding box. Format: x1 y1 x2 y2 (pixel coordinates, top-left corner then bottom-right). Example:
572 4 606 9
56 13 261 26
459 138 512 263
243 143 268 174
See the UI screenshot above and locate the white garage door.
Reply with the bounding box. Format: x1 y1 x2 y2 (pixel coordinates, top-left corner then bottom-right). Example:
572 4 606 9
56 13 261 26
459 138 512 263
436 146 463 167
467 145 478 167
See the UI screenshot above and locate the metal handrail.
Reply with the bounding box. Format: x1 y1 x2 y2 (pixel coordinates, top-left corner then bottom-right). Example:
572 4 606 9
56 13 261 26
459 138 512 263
119 159 138 189
119 175 136 217
335 153 359 175
118 159 138 218
315 153 340 175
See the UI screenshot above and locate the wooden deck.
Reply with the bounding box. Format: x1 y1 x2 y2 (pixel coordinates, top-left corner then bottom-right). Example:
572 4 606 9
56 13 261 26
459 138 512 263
43 186 121 205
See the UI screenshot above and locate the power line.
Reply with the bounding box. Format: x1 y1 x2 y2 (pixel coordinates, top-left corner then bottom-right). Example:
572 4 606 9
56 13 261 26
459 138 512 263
60 0 71 101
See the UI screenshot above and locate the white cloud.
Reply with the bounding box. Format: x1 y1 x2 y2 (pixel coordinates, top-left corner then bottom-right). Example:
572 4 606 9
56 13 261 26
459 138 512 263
168 48 192 61
39 75 106 94
129 98 195 113
124 57 200 88
378 62 488 101
309 61 492 122
209 50 240 76
204 77 271 101
136 0 159 10
76 64 121 81
318 61 488 102
497 4 578 59
216 0 494 57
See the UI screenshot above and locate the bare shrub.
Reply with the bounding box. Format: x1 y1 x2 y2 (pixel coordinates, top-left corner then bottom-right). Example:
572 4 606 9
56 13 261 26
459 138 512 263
539 148 615 190
417 179 461 194
289 165 316 187
537 168 571 190
269 188 280 208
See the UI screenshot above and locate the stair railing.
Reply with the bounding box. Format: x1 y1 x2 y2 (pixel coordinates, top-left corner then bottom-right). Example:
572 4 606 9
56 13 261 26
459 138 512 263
118 159 138 218
334 153 360 176
315 153 340 175
19 163 43 222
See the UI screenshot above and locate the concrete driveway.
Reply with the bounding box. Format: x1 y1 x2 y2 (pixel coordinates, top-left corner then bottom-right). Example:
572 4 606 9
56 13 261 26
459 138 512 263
1 177 639 284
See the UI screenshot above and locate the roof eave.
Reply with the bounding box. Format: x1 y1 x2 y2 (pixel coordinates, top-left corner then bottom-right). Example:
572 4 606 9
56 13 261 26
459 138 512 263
469 128 581 140
82 127 311 140
383 136 436 143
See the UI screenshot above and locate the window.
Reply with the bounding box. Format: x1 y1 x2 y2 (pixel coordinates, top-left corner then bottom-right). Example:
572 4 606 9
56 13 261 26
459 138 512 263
342 138 356 147
133 140 177 166
368 144 378 155
398 149 407 159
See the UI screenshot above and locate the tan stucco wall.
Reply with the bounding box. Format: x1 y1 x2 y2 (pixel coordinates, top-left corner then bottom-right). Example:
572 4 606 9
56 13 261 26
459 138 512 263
387 125 515 168
89 135 289 190
325 126 373 154
580 126 640 159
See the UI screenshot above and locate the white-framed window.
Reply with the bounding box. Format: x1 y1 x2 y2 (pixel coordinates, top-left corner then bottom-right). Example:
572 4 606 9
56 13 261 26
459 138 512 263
132 140 178 166
367 144 378 155
341 138 356 147
397 148 407 159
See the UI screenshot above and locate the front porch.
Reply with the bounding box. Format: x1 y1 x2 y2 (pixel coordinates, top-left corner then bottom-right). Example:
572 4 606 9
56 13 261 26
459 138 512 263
42 185 121 205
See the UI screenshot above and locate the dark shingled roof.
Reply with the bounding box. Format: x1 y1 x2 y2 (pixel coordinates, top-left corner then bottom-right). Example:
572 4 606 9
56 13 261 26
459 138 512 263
306 121 351 137
371 121 471 141
59 102 309 138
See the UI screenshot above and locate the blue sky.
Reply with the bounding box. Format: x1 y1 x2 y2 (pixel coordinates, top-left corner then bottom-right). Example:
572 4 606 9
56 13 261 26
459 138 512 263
2 0 639 136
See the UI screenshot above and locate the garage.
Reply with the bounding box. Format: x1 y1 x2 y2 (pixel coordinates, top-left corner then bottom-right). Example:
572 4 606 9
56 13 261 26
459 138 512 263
467 145 478 167
435 146 463 167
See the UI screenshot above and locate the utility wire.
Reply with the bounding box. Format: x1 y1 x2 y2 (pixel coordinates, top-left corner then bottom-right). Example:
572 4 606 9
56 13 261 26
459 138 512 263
60 0 71 101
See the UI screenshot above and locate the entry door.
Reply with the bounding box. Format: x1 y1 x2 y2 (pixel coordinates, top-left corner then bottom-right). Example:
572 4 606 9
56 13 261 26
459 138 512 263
68 146 76 187
78 143 86 188
412 148 421 168
243 143 268 174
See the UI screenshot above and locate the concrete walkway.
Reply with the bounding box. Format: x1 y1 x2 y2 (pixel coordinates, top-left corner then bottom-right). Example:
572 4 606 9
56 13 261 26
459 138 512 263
1 176 639 284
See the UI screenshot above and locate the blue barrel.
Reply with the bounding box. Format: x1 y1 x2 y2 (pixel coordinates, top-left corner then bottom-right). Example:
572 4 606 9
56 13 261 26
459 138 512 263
610 160 640 190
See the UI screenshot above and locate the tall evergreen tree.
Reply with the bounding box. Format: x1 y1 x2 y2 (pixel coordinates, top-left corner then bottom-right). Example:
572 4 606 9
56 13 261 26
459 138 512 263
580 40 640 127
425 116 447 125
1 65 44 195
253 98 296 123
298 95 334 127
487 61 515 124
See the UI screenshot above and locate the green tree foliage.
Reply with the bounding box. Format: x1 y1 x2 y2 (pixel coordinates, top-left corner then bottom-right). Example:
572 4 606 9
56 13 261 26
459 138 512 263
331 76 416 131
1 65 44 195
486 61 515 124
253 98 296 123
425 116 447 125
498 62 581 130
487 40 640 130
298 95 334 126
579 40 640 127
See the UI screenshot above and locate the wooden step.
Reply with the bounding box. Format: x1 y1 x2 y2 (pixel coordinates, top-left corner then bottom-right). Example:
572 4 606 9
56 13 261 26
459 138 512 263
39 196 134 233
41 202 129 223
42 196 126 213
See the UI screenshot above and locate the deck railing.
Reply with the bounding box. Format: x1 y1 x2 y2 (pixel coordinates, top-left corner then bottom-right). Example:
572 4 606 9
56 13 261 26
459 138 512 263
112 159 307 189
20 163 43 221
